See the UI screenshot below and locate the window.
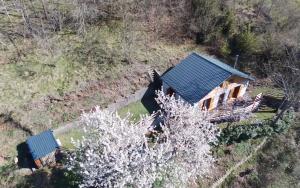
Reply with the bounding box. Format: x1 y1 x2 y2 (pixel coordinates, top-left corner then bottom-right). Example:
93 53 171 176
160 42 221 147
202 98 211 110
166 87 175 96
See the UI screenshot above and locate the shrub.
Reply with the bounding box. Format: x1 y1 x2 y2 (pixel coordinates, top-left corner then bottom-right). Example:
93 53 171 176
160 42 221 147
230 26 260 56
221 10 236 37
218 110 295 145
219 39 231 57
191 0 222 43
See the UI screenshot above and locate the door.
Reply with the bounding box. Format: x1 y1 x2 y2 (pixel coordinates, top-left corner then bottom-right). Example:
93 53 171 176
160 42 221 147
34 159 42 169
232 86 241 98
218 93 225 107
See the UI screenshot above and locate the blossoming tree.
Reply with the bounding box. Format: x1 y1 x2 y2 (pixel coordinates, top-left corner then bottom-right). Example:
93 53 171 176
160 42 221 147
67 90 219 187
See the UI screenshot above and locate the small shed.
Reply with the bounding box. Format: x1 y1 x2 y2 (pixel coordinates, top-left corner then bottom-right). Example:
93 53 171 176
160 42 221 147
26 130 60 168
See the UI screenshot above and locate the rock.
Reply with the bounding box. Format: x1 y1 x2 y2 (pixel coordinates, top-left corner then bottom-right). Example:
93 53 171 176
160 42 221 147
10 168 32 177
14 157 18 164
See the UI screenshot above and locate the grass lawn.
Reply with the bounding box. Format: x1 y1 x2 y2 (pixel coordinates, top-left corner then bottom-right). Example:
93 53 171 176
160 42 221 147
0 22 202 134
249 85 283 121
254 111 275 120
56 101 150 150
117 101 149 123
249 85 284 99
56 129 85 150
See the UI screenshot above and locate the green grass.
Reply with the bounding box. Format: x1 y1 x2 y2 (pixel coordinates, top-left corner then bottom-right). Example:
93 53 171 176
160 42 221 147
56 129 85 150
249 86 284 99
117 101 149 123
254 111 275 120
0 129 28 160
221 123 300 188
249 85 282 121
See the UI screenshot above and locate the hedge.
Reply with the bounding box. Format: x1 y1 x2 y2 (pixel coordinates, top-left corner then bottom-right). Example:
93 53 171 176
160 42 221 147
218 110 295 145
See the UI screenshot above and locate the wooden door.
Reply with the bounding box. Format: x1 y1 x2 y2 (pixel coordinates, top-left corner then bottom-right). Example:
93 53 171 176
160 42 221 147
232 86 241 98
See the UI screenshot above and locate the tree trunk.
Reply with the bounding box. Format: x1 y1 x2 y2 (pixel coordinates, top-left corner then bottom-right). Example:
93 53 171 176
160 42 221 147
273 102 291 124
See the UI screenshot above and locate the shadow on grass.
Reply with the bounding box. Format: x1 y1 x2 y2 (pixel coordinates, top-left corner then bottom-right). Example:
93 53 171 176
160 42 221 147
263 95 283 110
16 142 35 169
16 167 81 188
141 79 162 114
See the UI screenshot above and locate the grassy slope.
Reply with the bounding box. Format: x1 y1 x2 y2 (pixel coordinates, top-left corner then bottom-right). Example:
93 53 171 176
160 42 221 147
221 116 300 188
216 86 298 188
0 24 202 132
0 22 204 187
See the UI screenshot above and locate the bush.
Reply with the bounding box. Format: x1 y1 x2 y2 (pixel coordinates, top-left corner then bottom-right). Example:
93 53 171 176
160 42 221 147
230 27 260 56
218 110 295 145
191 0 222 43
219 39 231 57
73 34 115 65
221 10 236 37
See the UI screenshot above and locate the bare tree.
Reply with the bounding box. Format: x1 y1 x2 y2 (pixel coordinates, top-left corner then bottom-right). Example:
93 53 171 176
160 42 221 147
268 47 300 122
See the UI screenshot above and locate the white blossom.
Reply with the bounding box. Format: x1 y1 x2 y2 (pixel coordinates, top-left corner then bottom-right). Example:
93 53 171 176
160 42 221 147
67 90 219 187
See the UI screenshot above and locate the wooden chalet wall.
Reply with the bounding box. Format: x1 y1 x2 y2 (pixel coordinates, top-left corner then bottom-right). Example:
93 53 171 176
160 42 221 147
197 76 249 110
162 75 250 111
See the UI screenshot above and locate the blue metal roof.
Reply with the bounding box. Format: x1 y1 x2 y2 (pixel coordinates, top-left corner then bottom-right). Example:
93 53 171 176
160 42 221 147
161 53 254 104
26 130 59 160
199 54 254 80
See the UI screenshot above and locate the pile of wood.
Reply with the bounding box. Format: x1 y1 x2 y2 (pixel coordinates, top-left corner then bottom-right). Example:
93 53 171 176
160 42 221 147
210 93 263 124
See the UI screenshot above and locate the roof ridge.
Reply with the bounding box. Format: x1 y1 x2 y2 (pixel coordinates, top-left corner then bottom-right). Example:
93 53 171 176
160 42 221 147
191 52 254 80
191 52 233 75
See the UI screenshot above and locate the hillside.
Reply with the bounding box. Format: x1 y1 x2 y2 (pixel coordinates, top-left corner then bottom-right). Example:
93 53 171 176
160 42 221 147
0 0 299 187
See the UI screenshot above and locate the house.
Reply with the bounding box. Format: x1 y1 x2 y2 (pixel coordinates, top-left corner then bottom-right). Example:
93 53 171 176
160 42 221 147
26 130 60 168
161 52 255 110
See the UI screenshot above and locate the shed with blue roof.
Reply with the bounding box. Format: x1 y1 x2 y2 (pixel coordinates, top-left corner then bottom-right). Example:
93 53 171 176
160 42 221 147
161 53 254 110
26 130 60 168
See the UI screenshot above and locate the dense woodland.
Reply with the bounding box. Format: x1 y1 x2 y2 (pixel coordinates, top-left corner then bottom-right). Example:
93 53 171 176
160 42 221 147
0 0 299 187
